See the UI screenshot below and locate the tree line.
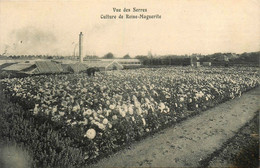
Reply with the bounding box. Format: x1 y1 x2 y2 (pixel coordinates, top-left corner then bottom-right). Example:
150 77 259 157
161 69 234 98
0 52 259 66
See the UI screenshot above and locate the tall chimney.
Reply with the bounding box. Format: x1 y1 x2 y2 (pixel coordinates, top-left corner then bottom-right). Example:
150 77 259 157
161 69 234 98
79 32 83 63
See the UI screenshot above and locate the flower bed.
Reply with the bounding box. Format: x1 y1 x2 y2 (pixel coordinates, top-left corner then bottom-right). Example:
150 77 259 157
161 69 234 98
1 66 259 163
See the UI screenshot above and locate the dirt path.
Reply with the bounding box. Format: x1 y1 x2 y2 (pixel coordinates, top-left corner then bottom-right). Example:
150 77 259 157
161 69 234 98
90 87 259 167
207 114 259 168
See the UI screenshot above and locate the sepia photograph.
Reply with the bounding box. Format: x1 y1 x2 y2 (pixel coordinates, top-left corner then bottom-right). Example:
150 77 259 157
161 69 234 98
0 0 259 167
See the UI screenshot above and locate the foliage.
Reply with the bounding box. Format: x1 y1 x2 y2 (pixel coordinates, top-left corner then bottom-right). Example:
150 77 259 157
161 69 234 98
103 52 114 59
123 54 131 59
0 67 259 166
0 89 86 167
135 55 148 60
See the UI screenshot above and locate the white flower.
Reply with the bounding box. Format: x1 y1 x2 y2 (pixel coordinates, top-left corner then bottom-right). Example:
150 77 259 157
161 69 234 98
120 111 126 117
94 116 100 121
118 108 126 117
103 118 108 125
112 115 118 120
145 98 150 104
107 123 112 128
33 104 39 115
81 118 88 125
128 105 134 115
195 91 204 98
122 104 128 112
132 95 138 101
131 116 135 122
142 118 146 126
106 109 111 116
109 104 115 110
59 111 65 116
52 106 58 113
158 102 165 110
150 106 155 112
72 106 78 112
134 100 141 108
143 110 148 114
93 112 98 118
82 88 87 93
61 101 67 107
165 106 170 113
84 128 96 139
136 107 142 115
83 109 92 116
98 123 106 130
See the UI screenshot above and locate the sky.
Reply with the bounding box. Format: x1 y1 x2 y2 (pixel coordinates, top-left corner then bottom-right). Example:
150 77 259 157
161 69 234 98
0 0 259 57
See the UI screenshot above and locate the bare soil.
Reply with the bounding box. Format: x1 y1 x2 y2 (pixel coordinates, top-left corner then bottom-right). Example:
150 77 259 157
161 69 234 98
207 114 259 168
90 87 260 167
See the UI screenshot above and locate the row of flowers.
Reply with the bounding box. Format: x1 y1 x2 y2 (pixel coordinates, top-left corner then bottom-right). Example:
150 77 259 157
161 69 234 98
1 66 259 161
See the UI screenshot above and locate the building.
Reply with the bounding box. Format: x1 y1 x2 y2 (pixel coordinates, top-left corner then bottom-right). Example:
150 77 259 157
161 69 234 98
2 61 64 75
190 56 200 67
63 62 89 73
202 62 212 66
1 57 138 77
195 62 200 67
104 59 141 67
34 61 64 74
216 55 229 62
86 60 123 71
84 59 141 69
2 63 35 73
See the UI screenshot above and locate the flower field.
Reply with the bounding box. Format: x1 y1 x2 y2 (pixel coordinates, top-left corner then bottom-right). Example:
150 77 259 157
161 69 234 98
0 66 259 166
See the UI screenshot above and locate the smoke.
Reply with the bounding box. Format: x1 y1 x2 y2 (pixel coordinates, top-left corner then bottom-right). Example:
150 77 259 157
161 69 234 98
7 26 59 55
2 23 116 56
1 45 9 55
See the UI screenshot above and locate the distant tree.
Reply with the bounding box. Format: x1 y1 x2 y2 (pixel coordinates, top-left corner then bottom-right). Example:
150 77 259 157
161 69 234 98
240 52 249 59
103 52 114 59
211 53 223 59
200 56 211 62
135 55 148 60
123 54 131 59
85 55 99 59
